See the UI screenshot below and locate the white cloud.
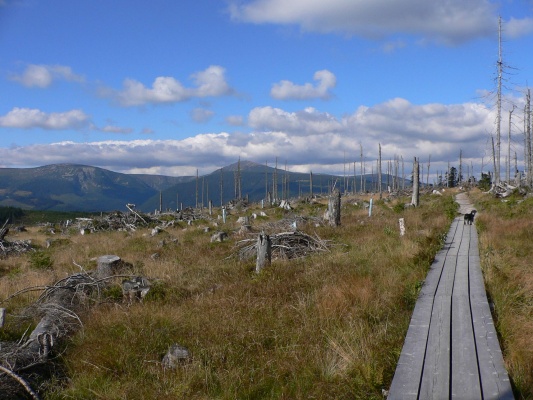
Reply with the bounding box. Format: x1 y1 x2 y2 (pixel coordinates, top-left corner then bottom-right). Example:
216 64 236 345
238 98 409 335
191 108 215 123
226 115 245 126
0 98 507 178
230 0 498 44
108 65 233 106
10 64 85 88
0 107 90 130
271 70 336 100
100 125 134 134
248 106 343 135
504 17 533 38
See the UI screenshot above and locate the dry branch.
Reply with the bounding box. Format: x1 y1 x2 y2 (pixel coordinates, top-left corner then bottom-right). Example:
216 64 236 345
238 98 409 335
0 255 136 398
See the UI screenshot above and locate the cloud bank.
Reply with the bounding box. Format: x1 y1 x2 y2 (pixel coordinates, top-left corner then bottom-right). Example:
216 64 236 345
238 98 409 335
230 0 533 44
0 98 500 178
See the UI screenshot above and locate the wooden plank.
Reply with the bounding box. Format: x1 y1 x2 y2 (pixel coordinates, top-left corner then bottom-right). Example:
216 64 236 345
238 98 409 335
418 219 462 398
451 231 482 399
418 252 457 399
387 293 433 399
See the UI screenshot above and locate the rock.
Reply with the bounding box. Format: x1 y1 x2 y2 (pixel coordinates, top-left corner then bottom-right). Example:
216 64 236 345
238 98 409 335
162 344 191 369
210 232 228 243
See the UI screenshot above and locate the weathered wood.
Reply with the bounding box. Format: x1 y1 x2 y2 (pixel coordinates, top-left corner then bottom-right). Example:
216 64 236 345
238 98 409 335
326 189 341 226
255 232 271 273
0 219 9 241
0 308 5 328
95 254 122 279
389 195 514 399
162 344 190 369
411 157 420 206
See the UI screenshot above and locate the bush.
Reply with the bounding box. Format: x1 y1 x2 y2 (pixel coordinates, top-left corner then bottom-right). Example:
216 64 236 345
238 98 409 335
29 251 53 270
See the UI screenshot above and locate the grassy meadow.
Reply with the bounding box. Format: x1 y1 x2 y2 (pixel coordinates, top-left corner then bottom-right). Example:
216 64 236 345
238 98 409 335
2 191 460 399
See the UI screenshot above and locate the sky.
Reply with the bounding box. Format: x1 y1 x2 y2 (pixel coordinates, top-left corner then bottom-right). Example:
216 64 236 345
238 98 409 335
1 0 533 181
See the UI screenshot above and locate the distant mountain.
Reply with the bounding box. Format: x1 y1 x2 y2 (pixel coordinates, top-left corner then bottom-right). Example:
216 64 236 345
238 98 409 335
0 162 408 213
139 160 392 212
131 174 195 191
0 164 165 211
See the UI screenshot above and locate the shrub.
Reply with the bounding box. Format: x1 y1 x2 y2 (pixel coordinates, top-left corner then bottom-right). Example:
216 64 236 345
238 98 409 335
29 251 53 270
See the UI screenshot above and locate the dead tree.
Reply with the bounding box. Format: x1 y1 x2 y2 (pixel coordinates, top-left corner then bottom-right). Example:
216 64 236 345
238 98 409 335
411 157 420 207
326 189 341 227
255 232 272 273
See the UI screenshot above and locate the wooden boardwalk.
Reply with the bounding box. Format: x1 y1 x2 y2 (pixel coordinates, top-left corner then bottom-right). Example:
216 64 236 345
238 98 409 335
388 193 514 400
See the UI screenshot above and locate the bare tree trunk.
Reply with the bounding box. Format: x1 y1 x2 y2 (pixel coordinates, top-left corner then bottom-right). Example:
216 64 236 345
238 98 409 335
327 189 341 226
411 157 420 207
255 233 271 273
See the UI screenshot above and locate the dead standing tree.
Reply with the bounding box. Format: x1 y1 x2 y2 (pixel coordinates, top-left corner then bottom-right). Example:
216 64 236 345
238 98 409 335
326 189 341 227
411 157 420 207
255 232 272 273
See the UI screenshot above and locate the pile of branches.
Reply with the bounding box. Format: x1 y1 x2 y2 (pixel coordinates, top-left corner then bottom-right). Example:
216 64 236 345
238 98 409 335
71 206 154 233
234 231 333 261
0 239 33 258
0 256 133 399
0 220 34 258
71 205 215 234
489 182 526 198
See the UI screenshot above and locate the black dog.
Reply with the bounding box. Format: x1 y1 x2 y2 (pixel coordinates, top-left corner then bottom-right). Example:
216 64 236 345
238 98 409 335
464 210 477 225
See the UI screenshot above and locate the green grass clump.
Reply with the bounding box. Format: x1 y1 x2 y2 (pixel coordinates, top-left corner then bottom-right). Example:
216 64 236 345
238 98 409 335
29 251 53 270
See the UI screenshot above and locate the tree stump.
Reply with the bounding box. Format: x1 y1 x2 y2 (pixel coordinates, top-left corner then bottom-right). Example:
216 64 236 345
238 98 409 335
162 344 190 369
95 255 122 280
255 232 272 273
327 190 341 226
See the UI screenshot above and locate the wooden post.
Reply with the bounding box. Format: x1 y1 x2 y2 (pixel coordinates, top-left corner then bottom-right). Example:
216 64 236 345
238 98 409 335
399 218 406 236
208 200 213 215
412 157 420 207
255 232 271 273
0 308 5 328
327 189 341 226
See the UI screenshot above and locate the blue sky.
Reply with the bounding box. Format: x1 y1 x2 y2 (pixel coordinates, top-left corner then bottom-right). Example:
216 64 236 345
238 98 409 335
1 0 532 180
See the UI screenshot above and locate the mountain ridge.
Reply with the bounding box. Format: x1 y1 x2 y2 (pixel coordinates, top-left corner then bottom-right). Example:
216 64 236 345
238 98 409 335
0 162 400 212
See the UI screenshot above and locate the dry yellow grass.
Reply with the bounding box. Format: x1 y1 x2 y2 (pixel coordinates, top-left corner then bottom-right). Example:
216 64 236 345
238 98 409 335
1 192 457 399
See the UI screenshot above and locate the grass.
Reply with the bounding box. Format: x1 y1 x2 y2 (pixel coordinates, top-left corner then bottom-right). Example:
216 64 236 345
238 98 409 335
468 188 533 398
1 191 456 399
